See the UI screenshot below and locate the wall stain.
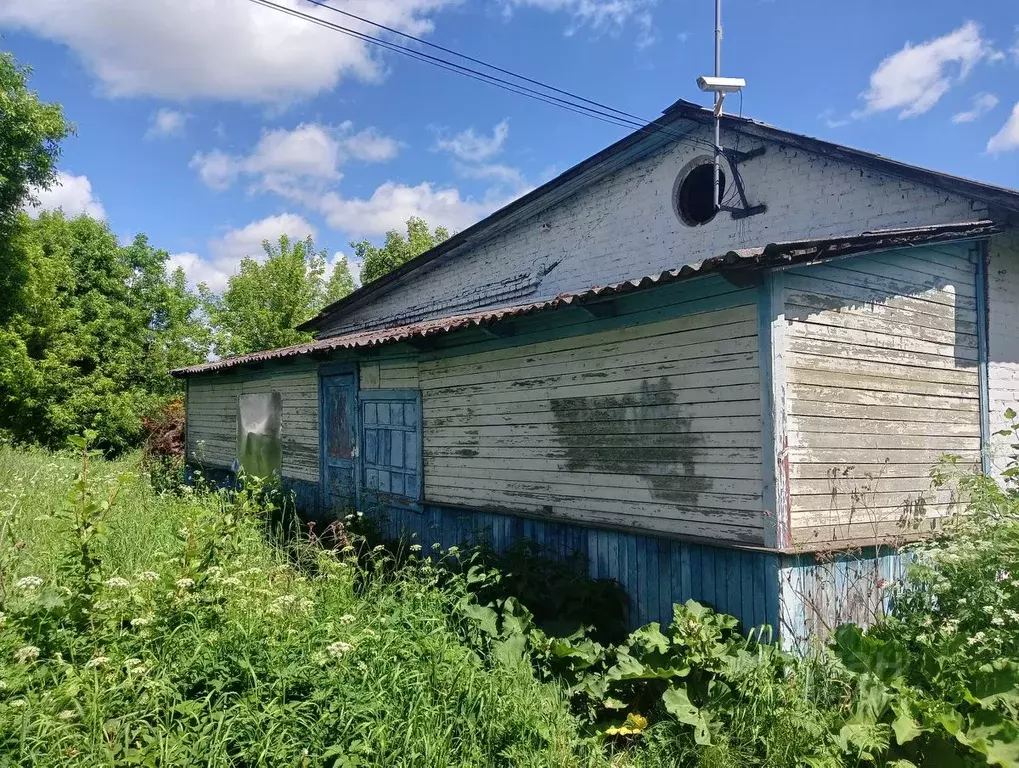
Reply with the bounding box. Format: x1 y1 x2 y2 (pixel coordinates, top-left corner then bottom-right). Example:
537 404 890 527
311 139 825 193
549 377 709 505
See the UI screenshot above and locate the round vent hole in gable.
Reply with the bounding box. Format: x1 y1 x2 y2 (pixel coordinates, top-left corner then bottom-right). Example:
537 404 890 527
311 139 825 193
675 162 726 226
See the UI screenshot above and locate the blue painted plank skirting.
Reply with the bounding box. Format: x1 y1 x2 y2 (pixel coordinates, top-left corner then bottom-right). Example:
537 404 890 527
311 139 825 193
373 502 782 633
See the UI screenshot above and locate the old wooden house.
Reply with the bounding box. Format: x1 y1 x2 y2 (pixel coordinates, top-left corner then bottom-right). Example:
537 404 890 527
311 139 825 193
174 100 1019 643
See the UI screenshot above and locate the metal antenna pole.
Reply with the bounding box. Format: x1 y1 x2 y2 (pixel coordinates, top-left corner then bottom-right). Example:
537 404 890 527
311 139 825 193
713 0 722 211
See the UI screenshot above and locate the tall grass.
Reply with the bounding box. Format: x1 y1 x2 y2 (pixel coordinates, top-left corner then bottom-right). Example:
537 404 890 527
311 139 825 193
0 445 595 767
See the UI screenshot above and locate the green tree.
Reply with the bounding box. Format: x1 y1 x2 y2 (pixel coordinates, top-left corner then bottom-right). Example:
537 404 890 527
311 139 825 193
201 234 330 358
0 50 71 321
324 256 356 304
351 217 449 285
0 212 209 451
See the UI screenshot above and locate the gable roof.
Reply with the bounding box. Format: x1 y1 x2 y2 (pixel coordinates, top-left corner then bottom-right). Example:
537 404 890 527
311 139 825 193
175 220 998 377
299 101 1019 335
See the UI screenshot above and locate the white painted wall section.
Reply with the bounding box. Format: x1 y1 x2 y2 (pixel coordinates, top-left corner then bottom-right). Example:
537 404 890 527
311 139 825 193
319 125 986 338
988 231 1019 478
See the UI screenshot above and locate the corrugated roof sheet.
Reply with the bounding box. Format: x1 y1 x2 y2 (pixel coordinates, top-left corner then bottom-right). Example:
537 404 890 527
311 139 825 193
173 220 998 377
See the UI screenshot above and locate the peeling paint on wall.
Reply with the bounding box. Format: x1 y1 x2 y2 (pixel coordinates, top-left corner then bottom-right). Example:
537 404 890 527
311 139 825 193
549 377 710 504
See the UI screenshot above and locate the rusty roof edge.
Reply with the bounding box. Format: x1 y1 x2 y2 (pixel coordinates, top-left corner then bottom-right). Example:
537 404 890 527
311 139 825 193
172 221 999 377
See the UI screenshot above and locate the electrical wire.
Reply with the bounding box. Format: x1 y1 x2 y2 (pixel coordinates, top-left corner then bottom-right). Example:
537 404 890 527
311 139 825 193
243 0 721 153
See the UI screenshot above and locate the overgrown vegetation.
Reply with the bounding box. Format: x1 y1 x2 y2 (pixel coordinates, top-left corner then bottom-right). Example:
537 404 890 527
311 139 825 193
3 433 1019 767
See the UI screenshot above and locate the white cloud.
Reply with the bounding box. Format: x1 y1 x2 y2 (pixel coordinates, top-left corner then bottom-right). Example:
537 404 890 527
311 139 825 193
27 171 106 220
987 102 1019 154
0 0 459 104
855 22 993 119
317 181 522 238
435 120 510 162
191 122 398 193
339 123 401 162
170 213 318 292
146 107 188 138
952 92 999 123
818 108 849 129
503 0 656 35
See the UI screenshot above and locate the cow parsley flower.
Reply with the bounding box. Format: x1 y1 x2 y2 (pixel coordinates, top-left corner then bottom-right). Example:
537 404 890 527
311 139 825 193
339 614 356 625
14 646 40 664
103 577 130 589
85 656 110 669
16 576 42 590
130 617 152 628
409 544 423 552
175 578 195 590
58 709 77 721
326 641 353 659
135 571 159 583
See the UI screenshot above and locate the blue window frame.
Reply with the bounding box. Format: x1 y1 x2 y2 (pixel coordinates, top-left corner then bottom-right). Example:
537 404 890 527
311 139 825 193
359 389 422 508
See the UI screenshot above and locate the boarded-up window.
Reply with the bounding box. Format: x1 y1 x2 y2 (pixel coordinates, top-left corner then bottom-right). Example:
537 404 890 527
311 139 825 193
236 392 283 479
361 390 422 506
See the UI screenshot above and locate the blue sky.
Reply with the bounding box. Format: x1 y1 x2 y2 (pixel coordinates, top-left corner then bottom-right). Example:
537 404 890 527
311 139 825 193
2 0 1017 290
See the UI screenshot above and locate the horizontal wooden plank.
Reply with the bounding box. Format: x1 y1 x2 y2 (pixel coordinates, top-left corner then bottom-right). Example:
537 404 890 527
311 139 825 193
420 302 758 372
424 415 763 439
422 346 759 396
424 431 762 450
787 266 976 312
785 301 977 349
790 515 956 547
784 290 977 338
787 367 977 399
789 460 978 480
424 458 763 481
423 373 760 410
424 474 762 511
790 487 958 514
788 415 979 438
789 447 980 465
855 249 976 287
787 384 979 413
425 397 763 425
419 313 759 386
787 320 977 362
787 335 978 376
424 446 762 464
789 433 980 451
423 483 765 528
792 476 941 496
825 256 976 299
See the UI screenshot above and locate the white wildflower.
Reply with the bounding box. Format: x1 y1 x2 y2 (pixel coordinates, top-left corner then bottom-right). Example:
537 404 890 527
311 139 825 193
103 577 130 589
372 545 386 553
10 699 25 709
221 577 242 587
124 658 143 669
84 656 110 669
298 599 314 612
957 598 967 606
326 641 353 659
992 616 1006 627
968 631 987 646
1006 609 1019 623
58 709 77 721
409 544 422 552
135 571 159 583
130 617 152 628
16 576 43 590
175 578 195 590
14 646 39 664
339 614 356 625
0 612 5 628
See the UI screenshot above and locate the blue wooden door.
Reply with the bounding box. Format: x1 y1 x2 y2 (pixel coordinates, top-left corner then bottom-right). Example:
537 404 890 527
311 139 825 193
321 374 357 512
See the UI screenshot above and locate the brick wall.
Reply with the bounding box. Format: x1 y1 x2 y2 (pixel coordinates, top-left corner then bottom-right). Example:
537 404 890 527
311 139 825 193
988 231 1019 478
319 124 987 337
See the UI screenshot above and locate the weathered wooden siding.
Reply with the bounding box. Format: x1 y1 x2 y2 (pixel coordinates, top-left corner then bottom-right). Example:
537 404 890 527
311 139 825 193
987 231 1019 479
778 547 907 648
416 287 765 545
185 361 320 482
359 359 420 389
782 244 981 545
379 502 780 631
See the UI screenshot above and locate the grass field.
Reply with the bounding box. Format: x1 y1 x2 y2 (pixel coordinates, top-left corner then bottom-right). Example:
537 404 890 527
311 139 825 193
0 445 596 767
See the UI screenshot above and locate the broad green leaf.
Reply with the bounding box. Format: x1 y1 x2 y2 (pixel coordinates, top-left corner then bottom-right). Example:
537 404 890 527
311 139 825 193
662 685 712 746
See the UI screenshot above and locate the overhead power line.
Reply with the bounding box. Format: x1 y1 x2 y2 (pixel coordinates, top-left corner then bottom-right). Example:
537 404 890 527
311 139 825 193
243 0 718 152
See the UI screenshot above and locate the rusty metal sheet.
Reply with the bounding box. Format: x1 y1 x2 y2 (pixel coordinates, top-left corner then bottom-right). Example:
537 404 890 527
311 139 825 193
172 220 998 378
